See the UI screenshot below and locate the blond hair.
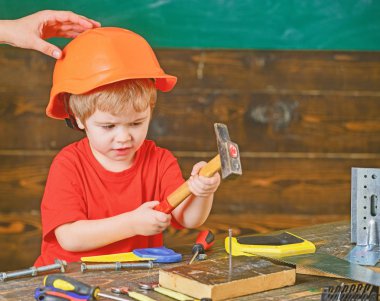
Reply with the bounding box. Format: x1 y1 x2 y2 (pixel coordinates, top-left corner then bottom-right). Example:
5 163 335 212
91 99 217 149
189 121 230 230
69 79 157 122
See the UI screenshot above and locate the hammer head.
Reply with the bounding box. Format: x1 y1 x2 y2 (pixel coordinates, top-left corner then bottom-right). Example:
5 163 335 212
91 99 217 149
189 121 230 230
214 123 242 179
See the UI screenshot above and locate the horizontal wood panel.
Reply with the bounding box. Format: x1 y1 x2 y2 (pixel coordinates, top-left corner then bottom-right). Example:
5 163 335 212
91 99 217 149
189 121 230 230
0 156 52 212
0 212 41 271
158 50 380 92
150 93 380 153
1 154 379 216
1 92 380 153
3 48 380 92
1 48 380 152
181 157 380 215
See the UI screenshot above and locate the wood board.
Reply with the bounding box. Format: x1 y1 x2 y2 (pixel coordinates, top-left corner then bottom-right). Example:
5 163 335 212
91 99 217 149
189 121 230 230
159 256 295 300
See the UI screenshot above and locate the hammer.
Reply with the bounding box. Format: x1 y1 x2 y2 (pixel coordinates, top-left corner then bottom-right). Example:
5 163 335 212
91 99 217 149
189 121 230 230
155 123 242 214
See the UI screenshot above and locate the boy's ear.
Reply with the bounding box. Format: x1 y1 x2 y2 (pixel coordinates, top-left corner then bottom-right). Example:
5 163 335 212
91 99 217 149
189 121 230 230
76 118 85 130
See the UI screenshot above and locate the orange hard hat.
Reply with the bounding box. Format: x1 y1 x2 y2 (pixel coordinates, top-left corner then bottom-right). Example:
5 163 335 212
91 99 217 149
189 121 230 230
46 27 177 120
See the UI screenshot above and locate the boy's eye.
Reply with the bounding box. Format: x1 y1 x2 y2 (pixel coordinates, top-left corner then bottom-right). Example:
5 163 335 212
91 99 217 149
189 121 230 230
131 122 143 127
102 124 115 129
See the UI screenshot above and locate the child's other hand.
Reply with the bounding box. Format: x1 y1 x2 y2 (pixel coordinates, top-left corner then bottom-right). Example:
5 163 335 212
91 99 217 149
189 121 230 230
188 161 221 197
131 201 171 236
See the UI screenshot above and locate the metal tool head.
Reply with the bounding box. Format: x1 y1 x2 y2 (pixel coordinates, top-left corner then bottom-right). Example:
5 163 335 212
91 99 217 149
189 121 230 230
138 282 159 290
214 123 242 179
111 287 130 294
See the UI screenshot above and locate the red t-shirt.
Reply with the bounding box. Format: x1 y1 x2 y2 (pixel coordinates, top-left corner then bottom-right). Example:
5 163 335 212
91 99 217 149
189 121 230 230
34 138 184 266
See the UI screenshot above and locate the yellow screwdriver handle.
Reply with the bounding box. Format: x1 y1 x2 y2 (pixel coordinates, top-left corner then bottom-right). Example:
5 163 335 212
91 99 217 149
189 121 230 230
154 286 197 301
128 291 157 301
44 275 99 298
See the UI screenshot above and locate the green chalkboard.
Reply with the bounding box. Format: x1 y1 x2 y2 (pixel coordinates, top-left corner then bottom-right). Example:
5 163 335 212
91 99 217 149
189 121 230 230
1 0 379 51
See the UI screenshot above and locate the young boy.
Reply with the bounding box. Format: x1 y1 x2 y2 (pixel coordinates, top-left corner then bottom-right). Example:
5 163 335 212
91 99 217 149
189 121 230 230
34 27 220 266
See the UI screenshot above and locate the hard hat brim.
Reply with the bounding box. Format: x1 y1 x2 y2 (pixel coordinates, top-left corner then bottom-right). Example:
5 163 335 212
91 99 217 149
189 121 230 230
47 74 177 120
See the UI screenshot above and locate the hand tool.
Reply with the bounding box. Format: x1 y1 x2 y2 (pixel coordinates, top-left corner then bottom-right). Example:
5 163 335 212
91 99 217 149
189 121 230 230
196 254 207 261
228 228 232 278
320 283 378 301
81 247 180 263
347 167 380 266
226 233 380 287
43 274 132 301
138 282 195 301
34 287 85 301
81 252 155 263
81 261 153 272
0 259 66 282
188 230 215 265
132 246 182 263
225 232 316 258
154 123 242 213
111 287 156 301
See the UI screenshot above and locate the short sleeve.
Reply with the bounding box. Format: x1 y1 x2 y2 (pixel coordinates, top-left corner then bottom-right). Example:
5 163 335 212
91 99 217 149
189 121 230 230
41 155 87 241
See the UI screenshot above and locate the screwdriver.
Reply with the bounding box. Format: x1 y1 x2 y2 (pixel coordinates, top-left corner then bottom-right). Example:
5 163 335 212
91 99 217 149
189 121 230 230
188 230 215 265
34 287 85 301
43 274 133 301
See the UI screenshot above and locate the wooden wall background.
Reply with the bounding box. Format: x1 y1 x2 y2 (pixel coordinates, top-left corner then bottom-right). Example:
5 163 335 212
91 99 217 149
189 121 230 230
1 47 380 271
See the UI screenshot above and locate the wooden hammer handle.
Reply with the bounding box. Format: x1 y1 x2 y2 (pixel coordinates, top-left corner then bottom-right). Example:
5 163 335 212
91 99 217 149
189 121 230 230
155 154 221 213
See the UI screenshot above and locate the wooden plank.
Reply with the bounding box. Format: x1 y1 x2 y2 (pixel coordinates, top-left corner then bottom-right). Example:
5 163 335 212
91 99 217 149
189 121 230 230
1 154 380 215
159 257 295 300
0 155 51 212
0 212 41 271
2 48 380 93
1 48 380 153
2 92 380 153
180 157 380 215
157 50 380 91
151 93 380 153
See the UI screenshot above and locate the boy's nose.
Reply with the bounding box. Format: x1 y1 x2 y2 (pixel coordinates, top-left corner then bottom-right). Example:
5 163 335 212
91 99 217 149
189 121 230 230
116 127 132 143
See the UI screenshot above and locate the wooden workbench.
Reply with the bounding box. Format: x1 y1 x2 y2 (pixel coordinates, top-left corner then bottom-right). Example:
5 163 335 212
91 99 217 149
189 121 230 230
0 221 361 301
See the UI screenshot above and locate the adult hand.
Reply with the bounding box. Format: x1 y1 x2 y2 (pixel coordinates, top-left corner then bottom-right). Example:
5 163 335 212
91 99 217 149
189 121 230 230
0 10 100 59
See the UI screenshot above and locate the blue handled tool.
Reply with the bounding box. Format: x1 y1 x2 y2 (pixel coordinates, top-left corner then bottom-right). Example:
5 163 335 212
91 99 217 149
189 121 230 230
133 246 182 263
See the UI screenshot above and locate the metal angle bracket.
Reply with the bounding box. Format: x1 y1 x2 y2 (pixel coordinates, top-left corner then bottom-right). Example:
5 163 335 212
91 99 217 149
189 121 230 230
346 167 380 266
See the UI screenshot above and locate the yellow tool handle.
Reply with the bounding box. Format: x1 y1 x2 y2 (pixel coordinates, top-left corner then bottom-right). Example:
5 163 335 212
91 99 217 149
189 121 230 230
128 291 157 301
225 232 316 258
44 274 99 298
81 252 155 263
166 154 221 208
154 287 197 301
199 154 221 177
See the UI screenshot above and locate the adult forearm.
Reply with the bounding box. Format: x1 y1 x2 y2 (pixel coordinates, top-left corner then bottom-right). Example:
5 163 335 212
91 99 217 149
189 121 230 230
0 20 15 45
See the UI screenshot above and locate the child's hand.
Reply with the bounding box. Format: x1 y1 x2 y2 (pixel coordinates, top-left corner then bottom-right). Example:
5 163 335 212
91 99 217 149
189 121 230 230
131 201 171 236
188 161 221 197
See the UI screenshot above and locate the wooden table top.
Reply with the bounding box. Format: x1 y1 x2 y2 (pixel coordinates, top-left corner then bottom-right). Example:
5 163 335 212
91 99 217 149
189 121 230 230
0 221 358 301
